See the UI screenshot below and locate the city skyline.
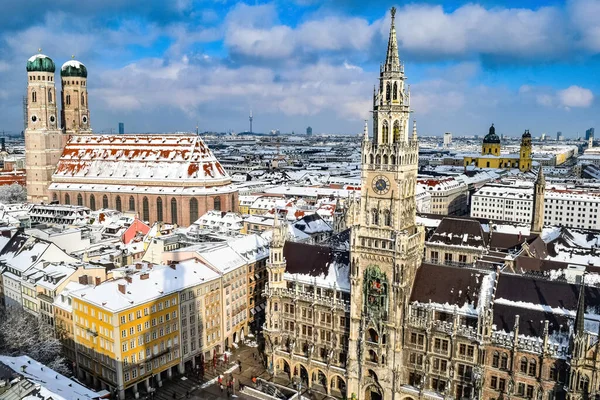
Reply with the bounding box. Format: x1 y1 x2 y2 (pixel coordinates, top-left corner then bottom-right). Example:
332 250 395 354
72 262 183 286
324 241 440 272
0 0 599 136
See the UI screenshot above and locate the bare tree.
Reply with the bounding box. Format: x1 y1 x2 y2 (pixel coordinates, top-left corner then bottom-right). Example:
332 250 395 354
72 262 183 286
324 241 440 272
0 183 26 204
0 307 69 375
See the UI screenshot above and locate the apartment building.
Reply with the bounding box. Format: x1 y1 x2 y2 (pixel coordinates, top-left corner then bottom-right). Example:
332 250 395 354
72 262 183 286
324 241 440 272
70 262 219 399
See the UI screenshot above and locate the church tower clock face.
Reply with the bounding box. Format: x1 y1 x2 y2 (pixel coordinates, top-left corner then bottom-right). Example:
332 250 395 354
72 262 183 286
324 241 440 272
372 175 390 195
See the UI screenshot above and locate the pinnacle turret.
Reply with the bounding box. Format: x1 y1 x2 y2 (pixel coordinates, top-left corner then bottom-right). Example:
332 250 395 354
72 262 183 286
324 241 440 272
412 120 418 141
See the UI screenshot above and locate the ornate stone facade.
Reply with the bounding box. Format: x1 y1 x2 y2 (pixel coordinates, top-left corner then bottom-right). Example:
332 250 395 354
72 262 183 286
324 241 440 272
346 7 425 399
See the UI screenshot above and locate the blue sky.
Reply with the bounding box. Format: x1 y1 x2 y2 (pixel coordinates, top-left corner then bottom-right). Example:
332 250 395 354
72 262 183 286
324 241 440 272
1 0 599 137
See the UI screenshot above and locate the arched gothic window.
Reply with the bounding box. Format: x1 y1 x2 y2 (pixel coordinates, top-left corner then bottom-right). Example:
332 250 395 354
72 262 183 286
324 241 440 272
214 197 221 211
391 155 396 165
115 196 122 212
382 121 389 143
81 93 85 106
102 195 109 209
156 197 163 222
492 351 499 368
393 82 398 101
66 94 71 106
77 193 83 206
371 209 379 225
89 194 96 210
385 83 391 101
129 196 135 211
393 120 401 143
64 194 70 205
48 89 52 103
32 91 37 103
369 154 374 164
383 210 391 226
52 193 58 202
171 198 178 224
383 155 388 164
189 198 199 223
142 197 149 222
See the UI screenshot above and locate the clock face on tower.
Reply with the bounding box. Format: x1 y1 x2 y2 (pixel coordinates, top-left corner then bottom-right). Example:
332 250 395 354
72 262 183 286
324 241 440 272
372 175 391 195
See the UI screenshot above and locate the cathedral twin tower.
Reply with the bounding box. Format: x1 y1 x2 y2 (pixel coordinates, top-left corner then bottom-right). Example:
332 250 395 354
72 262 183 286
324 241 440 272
25 53 91 203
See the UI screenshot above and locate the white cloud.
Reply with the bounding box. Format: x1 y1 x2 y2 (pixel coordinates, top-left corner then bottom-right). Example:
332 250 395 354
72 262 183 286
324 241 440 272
558 85 594 108
392 3 569 60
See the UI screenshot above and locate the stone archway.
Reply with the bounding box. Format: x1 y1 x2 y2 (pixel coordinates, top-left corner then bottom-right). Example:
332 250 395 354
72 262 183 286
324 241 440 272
281 359 291 378
330 374 347 397
365 384 383 400
311 368 328 393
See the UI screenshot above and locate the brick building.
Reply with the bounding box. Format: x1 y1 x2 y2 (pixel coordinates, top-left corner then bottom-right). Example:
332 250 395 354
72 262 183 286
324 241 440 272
49 134 238 227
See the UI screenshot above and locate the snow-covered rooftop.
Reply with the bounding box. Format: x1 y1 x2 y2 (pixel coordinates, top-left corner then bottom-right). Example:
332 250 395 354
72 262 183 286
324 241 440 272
0 355 104 400
52 135 231 187
71 261 220 312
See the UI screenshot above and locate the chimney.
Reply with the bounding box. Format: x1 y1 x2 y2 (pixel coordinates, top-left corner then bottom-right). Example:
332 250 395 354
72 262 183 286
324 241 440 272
78 275 88 285
147 263 153 269
118 284 126 294
125 276 132 284
169 263 177 270
140 273 150 280
135 263 142 270
94 276 101 286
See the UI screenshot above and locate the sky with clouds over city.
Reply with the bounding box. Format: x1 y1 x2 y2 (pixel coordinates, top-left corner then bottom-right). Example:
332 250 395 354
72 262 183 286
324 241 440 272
1 0 599 137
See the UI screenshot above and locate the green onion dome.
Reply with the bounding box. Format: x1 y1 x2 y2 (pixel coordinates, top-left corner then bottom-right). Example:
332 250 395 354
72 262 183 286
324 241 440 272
61 59 88 78
26 53 56 73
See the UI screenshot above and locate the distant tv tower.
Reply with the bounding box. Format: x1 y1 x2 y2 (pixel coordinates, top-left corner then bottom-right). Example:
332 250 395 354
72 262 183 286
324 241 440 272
249 110 253 134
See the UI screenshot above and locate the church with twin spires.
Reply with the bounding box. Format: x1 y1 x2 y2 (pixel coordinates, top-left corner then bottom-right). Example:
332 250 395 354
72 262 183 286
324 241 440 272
24 53 238 226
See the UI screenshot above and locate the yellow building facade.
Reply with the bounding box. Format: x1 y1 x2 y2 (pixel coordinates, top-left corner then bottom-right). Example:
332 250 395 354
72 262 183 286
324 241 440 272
463 125 532 172
69 262 221 399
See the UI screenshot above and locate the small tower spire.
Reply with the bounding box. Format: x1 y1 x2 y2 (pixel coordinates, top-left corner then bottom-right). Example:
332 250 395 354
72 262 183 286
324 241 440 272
536 165 545 186
531 165 545 235
412 119 418 141
575 275 586 336
384 7 400 73
363 119 369 142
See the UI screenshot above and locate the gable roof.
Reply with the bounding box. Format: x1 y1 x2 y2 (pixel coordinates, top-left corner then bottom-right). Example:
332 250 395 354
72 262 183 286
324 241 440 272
428 217 487 249
410 263 489 311
52 134 231 187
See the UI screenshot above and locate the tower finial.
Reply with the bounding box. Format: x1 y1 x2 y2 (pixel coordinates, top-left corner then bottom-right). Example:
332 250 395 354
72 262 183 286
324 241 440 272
71 55 75 59
391 6 396 20
38 48 42 53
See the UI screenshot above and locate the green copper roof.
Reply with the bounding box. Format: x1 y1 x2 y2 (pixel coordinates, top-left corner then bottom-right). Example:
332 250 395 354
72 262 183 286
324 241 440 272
61 60 88 78
26 54 56 73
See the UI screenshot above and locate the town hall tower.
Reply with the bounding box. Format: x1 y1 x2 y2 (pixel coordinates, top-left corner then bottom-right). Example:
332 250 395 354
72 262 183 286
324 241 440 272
346 8 425 400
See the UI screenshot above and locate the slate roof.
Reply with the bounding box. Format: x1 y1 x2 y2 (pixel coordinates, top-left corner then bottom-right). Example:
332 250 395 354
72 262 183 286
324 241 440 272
283 241 348 277
410 263 485 307
493 303 570 336
495 273 600 311
428 217 487 248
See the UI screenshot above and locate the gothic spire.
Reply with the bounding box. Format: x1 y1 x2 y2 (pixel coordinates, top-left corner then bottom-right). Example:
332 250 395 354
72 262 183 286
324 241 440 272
384 7 400 73
363 119 369 142
536 165 545 185
575 276 586 336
